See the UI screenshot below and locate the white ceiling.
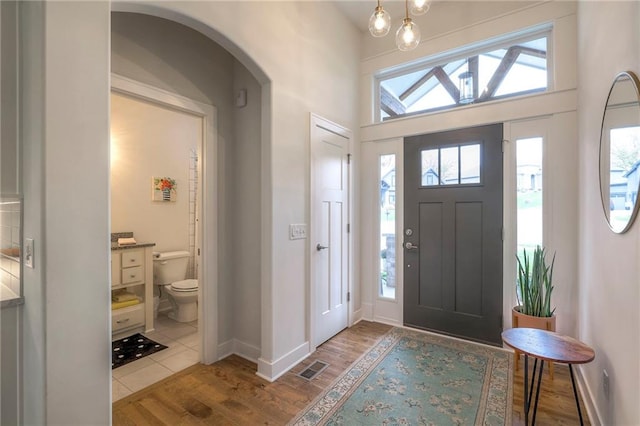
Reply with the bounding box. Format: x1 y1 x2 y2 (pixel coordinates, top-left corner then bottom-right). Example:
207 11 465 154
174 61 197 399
331 0 417 33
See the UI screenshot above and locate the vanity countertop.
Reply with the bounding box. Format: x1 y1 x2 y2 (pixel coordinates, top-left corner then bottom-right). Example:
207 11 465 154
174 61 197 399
111 242 156 251
1 283 24 308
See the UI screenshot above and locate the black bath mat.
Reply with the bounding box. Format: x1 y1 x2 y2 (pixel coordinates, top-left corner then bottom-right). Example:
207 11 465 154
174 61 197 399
112 333 168 369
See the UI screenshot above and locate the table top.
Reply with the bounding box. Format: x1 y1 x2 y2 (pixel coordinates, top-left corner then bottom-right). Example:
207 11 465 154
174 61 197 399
502 328 595 364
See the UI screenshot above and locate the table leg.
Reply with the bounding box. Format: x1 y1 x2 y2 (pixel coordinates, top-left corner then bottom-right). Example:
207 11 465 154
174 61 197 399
531 360 545 425
524 354 529 426
528 358 538 406
569 364 584 426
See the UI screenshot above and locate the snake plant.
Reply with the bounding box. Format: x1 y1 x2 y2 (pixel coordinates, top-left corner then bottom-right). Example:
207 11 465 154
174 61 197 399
516 246 556 317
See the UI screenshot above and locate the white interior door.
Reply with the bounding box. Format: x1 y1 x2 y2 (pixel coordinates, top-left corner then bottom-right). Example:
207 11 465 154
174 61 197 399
311 114 351 347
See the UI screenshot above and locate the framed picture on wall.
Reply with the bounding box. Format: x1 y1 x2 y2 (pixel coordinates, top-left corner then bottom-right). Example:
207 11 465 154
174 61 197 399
152 177 177 202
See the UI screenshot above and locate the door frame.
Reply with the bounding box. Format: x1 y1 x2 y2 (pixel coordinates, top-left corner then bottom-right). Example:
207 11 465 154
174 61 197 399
308 113 353 351
110 74 218 363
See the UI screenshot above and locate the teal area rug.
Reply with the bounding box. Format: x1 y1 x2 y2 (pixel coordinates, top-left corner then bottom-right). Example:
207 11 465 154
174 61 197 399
290 327 512 426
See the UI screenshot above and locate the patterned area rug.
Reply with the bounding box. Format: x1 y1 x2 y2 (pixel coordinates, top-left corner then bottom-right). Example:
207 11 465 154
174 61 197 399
111 333 167 369
290 327 512 426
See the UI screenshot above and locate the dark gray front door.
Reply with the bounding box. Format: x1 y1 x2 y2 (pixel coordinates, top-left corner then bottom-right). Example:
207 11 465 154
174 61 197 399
403 124 503 345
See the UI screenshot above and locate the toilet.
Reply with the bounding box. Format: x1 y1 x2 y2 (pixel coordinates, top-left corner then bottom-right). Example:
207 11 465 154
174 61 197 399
153 250 198 323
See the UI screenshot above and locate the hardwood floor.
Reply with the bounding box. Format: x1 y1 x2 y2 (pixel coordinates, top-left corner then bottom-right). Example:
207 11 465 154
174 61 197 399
113 321 590 425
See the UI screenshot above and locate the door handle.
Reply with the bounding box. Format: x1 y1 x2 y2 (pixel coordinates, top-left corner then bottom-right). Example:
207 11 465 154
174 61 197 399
316 244 328 251
405 242 418 250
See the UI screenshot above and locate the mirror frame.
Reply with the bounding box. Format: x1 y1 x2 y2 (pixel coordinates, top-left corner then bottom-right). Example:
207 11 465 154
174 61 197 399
599 70 640 234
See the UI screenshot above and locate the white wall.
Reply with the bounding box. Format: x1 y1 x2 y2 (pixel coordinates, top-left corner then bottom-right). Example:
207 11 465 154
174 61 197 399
1 0 18 195
1 6 22 421
577 2 640 425
360 1 542 60
231 60 262 358
111 92 198 253
44 2 112 423
20 1 46 423
19 1 112 424
1 306 19 425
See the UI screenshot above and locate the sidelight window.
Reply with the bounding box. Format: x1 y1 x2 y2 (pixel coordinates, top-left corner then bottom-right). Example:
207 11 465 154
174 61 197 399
379 154 396 299
516 137 543 254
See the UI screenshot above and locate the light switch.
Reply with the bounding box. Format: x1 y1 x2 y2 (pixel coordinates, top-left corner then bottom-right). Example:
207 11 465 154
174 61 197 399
289 224 307 240
25 238 34 268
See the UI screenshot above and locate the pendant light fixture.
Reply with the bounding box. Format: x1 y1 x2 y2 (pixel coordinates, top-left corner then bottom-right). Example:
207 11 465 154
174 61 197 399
396 0 421 51
410 0 430 16
458 71 474 104
368 0 391 37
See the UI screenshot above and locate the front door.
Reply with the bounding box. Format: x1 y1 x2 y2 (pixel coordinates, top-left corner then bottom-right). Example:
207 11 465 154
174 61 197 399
311 114 351 346
403 124 503 345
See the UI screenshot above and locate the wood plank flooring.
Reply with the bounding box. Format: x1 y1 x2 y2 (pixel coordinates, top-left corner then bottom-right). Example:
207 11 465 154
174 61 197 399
113 321 590 425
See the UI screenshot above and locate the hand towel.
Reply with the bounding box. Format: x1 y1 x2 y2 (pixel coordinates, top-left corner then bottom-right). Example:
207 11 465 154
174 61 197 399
112 298 140 310
118 237 137 245
112 291 139 303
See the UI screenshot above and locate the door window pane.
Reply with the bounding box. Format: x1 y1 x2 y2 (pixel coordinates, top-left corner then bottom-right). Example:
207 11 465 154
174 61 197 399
516 137 543 255
461 144 481 183
421 149 439 186
421 144 481 186
441 147 459 185
380 154 396 299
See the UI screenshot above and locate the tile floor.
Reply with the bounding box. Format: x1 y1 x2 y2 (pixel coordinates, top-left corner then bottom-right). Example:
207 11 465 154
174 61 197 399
112 313 199 402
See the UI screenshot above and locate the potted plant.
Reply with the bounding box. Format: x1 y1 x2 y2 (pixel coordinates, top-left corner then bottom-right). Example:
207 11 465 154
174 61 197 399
512 245 557 376
513 245 556 329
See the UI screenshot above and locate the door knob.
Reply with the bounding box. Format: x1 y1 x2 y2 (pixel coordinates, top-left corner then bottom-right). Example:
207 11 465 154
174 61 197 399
405 242 418 250
316 244 328 251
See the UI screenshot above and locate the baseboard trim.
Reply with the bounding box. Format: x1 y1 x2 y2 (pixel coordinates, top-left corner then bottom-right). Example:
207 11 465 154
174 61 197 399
576 364 602 425
217 338 261 364
217 339 234 360
361 302 373 321
351 307 363 325
233 339 261 364
373 315 402 327
256 341 310 382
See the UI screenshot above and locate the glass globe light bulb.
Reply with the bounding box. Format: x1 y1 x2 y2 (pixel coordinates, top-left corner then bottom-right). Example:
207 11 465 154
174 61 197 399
396 18 421 51
369 6 391 37
411 0 430 16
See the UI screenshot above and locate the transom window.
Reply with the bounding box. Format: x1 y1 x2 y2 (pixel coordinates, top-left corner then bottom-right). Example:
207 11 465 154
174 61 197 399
377 30 550 121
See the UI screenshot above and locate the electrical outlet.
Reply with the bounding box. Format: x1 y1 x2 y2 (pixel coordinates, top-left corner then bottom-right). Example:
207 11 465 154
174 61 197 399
289 224 307 240
603 369 610 399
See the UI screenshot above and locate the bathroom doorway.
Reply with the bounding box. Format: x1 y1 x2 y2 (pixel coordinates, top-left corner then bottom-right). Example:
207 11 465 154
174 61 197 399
110 75 218 400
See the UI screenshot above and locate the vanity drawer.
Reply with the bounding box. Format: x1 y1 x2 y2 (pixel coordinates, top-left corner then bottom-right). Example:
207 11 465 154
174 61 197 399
121 265 143 285
121 250 143 267
112 303 144 332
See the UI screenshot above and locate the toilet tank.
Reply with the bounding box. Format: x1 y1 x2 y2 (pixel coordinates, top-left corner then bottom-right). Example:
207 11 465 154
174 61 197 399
153 251 190 284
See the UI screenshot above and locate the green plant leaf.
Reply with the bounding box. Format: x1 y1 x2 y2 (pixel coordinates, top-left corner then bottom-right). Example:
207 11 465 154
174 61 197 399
515 245 555 317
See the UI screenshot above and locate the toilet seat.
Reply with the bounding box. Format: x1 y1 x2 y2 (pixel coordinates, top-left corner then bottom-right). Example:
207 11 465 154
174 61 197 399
170 279 198 292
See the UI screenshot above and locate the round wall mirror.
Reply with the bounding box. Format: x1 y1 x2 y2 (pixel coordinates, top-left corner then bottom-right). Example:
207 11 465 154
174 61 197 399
599 71 640 233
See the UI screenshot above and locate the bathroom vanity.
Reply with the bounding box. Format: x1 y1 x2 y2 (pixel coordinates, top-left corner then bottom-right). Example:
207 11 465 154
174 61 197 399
110 237 155 339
